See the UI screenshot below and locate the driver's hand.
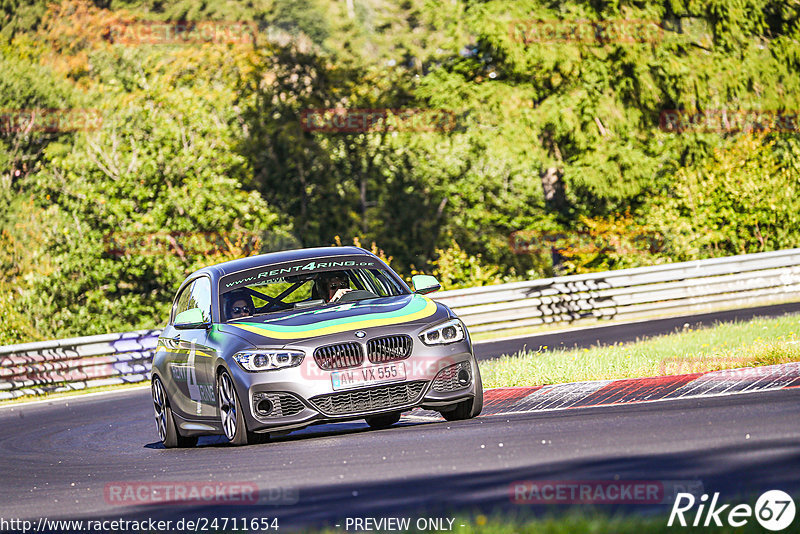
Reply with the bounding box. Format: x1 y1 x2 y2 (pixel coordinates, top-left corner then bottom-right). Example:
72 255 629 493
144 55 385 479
330 288 352 302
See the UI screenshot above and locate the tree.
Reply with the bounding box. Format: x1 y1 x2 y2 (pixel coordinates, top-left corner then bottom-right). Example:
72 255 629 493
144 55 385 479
22 57 292 336
647 135 800 259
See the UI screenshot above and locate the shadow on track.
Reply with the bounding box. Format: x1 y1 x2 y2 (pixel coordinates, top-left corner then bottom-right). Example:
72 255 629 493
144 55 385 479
55 434 800 529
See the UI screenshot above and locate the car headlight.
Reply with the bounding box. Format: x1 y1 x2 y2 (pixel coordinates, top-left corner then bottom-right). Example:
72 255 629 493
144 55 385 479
232 350 304 372
419 318 466 345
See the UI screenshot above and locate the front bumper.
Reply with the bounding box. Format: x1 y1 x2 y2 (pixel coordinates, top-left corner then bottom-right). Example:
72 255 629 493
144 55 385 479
229 338 478 433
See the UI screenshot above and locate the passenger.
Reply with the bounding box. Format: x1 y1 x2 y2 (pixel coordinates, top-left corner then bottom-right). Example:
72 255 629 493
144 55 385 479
226 291 254 320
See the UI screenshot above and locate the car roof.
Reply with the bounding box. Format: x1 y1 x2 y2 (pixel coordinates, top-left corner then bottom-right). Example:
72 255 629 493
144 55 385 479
188 246 375 281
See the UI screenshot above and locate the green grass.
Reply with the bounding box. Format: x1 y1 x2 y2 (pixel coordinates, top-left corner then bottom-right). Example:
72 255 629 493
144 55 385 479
469 297 800 343
4 314 800 405
463 513 775 533
316 510 782 533
479 314 800 388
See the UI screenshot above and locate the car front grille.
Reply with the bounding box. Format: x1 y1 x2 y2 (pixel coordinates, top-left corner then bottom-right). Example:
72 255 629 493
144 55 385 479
432 361 472 392
310 381 428 416
314 342 364 370
367 334 413 363
252 392 306 419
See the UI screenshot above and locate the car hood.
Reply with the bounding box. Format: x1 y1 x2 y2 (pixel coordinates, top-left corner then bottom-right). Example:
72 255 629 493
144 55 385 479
216 293 450 344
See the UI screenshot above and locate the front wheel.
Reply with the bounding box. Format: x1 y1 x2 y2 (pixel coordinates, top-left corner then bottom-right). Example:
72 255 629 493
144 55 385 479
152 377 197 448
217 370 267 445
440 363 483 421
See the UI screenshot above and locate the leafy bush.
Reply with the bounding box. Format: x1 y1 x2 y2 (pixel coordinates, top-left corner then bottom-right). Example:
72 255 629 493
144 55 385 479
3 0 800 342
19 59 292 337
430 239 518 290
646 135 800 260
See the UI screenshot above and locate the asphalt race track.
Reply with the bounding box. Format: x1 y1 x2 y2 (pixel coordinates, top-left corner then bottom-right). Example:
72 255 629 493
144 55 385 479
1 385 798 530
473 301 800 361
2 303 799 531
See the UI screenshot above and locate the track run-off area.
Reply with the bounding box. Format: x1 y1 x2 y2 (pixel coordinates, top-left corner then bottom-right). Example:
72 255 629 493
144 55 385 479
1 304 799 531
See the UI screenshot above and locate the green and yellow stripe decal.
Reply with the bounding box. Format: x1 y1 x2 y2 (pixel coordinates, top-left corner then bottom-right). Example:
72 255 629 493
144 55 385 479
229 294 438 340
154 344 215 359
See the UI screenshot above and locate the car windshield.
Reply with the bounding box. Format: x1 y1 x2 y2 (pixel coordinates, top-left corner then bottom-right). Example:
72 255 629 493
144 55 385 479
219 257 408 322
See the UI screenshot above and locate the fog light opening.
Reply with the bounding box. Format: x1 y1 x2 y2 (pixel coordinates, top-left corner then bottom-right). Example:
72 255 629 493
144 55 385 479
457 368 471 387
256 398 273 416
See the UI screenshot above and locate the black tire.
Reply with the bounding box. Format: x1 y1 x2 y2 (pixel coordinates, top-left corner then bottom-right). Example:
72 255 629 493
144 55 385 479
152 377 198 448
440 362 484 421
217 370 269 445
365 411 402 429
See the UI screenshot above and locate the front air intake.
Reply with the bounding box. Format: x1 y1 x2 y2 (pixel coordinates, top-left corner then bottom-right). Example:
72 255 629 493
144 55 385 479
432 361 472 392
310 381 428 416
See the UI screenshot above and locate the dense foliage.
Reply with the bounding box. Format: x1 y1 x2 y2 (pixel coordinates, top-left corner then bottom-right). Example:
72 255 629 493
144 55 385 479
1 0 799 342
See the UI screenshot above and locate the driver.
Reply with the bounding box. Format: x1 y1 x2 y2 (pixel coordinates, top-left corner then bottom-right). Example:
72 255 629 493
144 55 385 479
225 290 254 320
316 271 352 303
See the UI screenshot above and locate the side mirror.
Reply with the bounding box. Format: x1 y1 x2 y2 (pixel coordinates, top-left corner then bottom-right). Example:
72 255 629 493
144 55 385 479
412 274 441 295
174 308 211 329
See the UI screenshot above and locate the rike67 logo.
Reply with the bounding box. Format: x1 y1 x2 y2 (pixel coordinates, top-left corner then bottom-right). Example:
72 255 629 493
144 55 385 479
668 490 796 531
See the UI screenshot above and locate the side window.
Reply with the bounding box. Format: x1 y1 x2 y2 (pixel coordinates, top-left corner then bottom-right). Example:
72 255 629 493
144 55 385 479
172 283 194 323
188 277 212 323
172 277 213 324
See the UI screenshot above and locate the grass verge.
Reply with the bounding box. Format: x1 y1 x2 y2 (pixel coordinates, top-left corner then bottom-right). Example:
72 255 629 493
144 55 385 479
479 314 800 388
317 510 782 533
4 315 800 405
468 299 800 343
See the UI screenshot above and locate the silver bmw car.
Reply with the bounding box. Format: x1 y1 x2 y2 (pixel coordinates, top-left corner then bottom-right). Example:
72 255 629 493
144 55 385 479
151 246 483 447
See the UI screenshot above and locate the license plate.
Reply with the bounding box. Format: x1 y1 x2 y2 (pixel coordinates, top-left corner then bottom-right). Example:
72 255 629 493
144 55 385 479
331 362 406 390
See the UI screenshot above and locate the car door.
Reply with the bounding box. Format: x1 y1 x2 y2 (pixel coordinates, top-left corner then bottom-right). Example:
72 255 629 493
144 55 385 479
163 276 218 420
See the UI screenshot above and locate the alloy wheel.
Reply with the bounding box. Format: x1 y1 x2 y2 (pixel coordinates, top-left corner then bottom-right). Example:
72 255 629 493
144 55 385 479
152 379 168 442
218 373 238 440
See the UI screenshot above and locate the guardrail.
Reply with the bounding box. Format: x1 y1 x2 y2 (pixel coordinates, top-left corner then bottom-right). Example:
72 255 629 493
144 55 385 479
0 330 158 400
434 248 800 333
2 248 800 399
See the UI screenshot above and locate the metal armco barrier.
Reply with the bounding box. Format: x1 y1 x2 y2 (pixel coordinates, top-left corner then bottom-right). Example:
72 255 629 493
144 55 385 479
434 248 800 333
0 330 159 400
2 248 800 399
